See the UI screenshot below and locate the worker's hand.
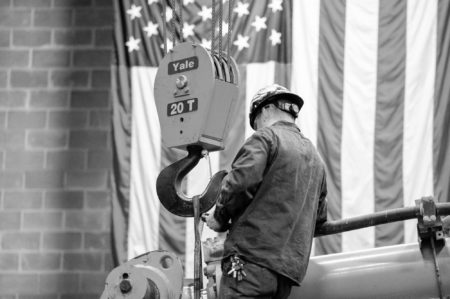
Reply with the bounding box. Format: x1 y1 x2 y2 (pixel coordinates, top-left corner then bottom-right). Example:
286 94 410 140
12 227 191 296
202 211 228 232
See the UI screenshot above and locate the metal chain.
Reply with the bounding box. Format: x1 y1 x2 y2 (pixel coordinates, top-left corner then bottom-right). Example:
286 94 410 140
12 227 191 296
211 0 216 53
218 0 223 61
162 0 167 53
179 0 184 41
170 0 176 47
227 0 234 63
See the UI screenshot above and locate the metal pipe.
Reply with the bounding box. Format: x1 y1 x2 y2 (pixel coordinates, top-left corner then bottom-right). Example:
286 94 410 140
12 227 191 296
315 203 450 237
290 238 450 298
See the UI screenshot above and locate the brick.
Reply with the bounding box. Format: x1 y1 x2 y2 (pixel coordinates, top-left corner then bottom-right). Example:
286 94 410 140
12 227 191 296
54 0 92 7
20 295 58 299
104 252 113 271
0 90 27 108
38 273 79 293
87 150 111 169
0 10 32 27
61 295 99 299
0 49 29 67
92 70 110 88
71 90 109 108
51 70 89 87
42 232 82 250
11 70 48 88
80 273 107 293
13 0 51 7
74 9 113 27
2 232 40 250
0 112 5 128
0 30 10 47
0 274 38 293
27 130 67 148
66 170 107 188
95 0 112 7
0 131 26 149
0 253 19 270
32 49 71 67
0 171 23 188
30 90 69 108
94 28 113 47
23 211 63 229
45 190 84 209
0 211 21 230
0 0 11 7
46 150 86 169
63 252 102 271
69 130 108 148
48 110 88 129
65 210 105 230
54 29 92 46
4 191 43 209
5 150 45 170
0 70 7 87
34 9 73 27
86 190 109 209
25 170 64 188
21 252 60 271
84 232 109 250
73 49 111 67
89 110 111 127
13 29 52 47
7 111 46 129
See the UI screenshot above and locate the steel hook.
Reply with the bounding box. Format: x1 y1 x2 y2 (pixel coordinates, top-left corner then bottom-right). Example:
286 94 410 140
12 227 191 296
156 145 227 217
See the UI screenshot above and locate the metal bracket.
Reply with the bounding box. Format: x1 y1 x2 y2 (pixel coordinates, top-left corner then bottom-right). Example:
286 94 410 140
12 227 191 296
416 196 445 247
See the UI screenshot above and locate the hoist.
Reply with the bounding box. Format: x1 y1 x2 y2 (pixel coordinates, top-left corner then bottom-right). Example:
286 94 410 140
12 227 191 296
154 1 238 298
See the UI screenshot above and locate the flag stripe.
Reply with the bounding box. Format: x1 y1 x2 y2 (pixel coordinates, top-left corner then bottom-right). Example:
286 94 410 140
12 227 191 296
434 0 450 204
128 67 161 259
341 0 379 252
315 0 346 255
291 0 320 147
111 65 133 264
403 0 436 244
374 0 406 247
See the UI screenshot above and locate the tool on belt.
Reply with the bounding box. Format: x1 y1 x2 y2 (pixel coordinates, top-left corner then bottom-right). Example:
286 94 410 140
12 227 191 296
227 255 247 282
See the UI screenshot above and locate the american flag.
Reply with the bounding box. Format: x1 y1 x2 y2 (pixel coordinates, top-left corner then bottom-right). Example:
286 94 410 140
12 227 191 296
111 0 450 277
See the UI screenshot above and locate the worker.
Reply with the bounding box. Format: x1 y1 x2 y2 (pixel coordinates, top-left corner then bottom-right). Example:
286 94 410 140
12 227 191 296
203 84 328 299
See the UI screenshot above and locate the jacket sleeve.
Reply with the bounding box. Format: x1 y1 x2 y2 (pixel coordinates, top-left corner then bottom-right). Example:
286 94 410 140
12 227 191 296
214 129 274 227
315 170 328 226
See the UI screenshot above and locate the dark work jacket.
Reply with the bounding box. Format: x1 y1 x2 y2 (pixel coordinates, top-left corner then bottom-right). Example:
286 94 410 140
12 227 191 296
214 121 328 286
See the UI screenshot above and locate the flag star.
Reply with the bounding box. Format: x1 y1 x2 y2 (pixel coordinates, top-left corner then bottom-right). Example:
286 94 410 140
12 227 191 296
233 34 250 51
234 1 249 17
148 0 158 5
143 21 159 37
216 21 229 36
269 29 281 46
166 7 173 22
198 5 212 22
251 16 267 32
183 0 195 4
126 4 142 20
183 22 195 39
268 0 283 13
126 36 141 52
200 38 211 49
161 39 174 51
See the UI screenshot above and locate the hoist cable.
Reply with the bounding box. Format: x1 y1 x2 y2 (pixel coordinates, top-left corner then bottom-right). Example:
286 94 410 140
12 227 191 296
162 0 167 53
218 0 223 62
211 0 216 54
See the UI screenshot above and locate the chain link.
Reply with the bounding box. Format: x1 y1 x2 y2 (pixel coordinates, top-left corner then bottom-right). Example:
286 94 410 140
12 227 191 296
218 0 223 62
211 0 216 53
162 0 167 53
170 0 176 47
227 0 234 63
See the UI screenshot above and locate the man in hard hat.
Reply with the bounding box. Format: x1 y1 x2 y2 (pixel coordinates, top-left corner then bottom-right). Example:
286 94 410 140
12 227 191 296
204 84 328 299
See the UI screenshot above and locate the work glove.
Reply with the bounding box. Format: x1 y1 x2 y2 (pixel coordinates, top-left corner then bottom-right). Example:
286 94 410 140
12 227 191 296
202 206 229 232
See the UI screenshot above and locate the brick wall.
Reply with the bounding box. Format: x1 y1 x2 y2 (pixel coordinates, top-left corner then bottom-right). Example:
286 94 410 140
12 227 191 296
0 0 114 297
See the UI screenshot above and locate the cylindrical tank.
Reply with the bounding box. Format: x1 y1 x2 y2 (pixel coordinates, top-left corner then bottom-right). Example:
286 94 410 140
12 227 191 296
290 239 450 298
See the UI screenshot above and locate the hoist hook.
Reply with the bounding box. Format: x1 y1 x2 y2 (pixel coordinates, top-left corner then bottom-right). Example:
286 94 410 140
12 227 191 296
156 145 227 217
